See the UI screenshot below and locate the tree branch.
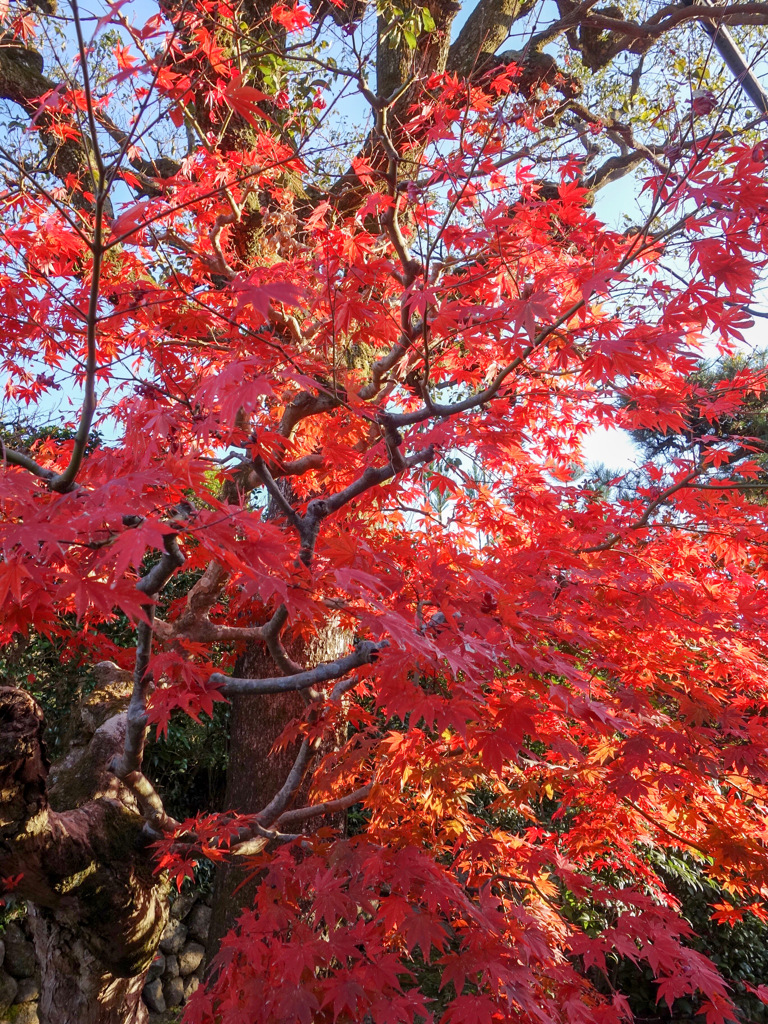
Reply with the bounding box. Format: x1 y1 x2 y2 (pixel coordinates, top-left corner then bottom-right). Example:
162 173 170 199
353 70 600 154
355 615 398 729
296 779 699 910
256 738 313 827
0 41 100 211
577 468 702 553
276 783 372 827
252 455 303 530
447 0 534 76
111 534 185 781
279 390 340 437
0 442 57 483
262 603 304 675
211 640 385 695
121 770 179 834
49 203 104 493
296 444 435 563
269 453 325 477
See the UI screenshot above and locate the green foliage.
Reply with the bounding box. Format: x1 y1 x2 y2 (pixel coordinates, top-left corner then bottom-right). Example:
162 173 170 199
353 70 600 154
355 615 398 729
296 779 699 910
472 777 768 1023
632 350 768 467
1 416 102 462
0 630 84 758
144 704 230 821
564 849 768 1021
379 2 436 51
653 851 768 1024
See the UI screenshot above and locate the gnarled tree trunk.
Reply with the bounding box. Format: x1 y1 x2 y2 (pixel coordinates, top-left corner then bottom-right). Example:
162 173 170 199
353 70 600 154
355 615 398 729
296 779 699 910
29 907 152 1024
0 687 168 1024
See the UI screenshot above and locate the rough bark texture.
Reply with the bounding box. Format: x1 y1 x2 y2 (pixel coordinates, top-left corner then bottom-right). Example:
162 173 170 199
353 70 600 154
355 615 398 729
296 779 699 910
29 908 150 1024
207 625 349 957
0 687 168 1024
376 0 460 102
446 0 532 73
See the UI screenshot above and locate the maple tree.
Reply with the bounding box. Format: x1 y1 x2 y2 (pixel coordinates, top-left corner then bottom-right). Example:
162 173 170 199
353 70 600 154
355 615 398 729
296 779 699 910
2 0 768 1022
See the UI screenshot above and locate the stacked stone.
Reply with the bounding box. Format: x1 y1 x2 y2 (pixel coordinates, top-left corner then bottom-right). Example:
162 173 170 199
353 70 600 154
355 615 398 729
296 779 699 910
0 893 212 1024
0 920 41 1024
142 894 212 1019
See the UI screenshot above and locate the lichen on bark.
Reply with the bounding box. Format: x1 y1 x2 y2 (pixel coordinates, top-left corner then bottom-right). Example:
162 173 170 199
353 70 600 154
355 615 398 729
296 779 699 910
0 686 168 1024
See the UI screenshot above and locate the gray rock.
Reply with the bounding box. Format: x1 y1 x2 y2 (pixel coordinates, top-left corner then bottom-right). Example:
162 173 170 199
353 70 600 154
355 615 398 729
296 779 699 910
187 904 212 944
164 955 179 979
9 1002 39 1023
158 919 187 955
3 925 36 978
184 975 201 1001
0 969 18 1012
142 977 166 1014
163 975 184 1008
170 893 197 920
0 939 5 968
178 942 205 977
146 953 165 981
14 976 40 1002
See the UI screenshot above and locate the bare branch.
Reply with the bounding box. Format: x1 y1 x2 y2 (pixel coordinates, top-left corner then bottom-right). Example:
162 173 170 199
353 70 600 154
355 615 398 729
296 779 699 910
276 783 372 827
328 445 435 516
183 560 228 618
121 770 179 833
136 534 186 597
583 150 647 192
0 443 57 483
577 469 701 553
330 674 360 700
155 618 268 644
270 453 325 477
297 444 435 563
447 0 534 76
228 780 373 855
252 456 303 531
261 604 304 675
153 560 262 644
211 640 385 695
111 534 185 780
279 390 340 437
358 336 413 401
0 42 104 211
611 1 768 39
229 828 303 856
256 739 313 827
49 207 104 493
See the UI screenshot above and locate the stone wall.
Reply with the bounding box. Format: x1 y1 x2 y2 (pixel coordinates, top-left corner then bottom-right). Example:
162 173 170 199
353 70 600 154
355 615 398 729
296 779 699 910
142 892 211 1019
0 892 212 1024
0 920 40 1024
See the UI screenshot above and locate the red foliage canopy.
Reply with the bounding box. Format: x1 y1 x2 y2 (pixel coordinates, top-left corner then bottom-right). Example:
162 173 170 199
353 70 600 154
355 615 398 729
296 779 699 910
1 2 768 1022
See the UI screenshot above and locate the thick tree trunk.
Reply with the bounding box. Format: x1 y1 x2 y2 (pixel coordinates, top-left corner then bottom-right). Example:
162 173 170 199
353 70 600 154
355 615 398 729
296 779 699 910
207 626 348 956
0 687 168 1024
29 908 149 1024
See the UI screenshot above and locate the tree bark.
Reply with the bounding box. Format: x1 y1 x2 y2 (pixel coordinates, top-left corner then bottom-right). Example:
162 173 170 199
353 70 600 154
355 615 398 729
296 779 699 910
0 687 168 1024
204 0 580 969
29 908 151 1024
207 626 348 956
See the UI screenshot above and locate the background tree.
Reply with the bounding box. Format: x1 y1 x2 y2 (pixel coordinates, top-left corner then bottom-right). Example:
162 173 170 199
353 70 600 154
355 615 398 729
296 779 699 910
2 1 768 1023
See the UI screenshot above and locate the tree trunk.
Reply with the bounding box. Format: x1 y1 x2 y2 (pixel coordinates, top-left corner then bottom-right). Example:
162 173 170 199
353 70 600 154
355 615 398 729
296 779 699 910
29 908 149 1024
207 626 348 956
0 687 169 1024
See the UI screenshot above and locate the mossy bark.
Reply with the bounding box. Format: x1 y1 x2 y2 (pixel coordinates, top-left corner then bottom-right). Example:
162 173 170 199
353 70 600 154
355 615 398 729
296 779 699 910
0 687 169 1024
